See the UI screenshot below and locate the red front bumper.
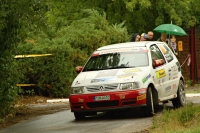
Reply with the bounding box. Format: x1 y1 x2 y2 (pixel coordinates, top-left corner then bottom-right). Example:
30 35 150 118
69 88 147 112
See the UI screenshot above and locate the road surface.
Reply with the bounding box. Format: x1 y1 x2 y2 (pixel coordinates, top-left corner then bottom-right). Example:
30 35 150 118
0 96 199 133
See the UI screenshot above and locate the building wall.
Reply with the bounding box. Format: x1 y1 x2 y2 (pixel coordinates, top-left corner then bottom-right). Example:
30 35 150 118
176 33 191 81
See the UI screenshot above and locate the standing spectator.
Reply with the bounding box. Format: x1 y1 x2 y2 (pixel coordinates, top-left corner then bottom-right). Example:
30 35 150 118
157 33 169 44
158 33 176 55
140 33 148 41
170 35 178 56
130 33 140 42
147 31 154 40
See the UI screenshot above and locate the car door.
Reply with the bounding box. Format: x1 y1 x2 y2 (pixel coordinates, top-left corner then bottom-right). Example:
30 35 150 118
149 44 169 99
157 43 180 96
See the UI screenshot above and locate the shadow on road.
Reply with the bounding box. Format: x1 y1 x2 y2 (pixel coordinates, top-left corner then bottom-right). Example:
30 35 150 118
72 103 175 122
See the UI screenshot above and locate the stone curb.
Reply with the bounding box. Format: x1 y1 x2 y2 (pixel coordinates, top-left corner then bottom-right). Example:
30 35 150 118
47 99 69 103
186 93 200 97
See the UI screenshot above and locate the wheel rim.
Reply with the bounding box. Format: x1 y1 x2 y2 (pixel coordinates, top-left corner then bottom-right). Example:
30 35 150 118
179 82 186 104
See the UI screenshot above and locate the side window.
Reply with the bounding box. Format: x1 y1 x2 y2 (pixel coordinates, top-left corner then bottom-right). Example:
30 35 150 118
150 45 166 67
157 43 174 63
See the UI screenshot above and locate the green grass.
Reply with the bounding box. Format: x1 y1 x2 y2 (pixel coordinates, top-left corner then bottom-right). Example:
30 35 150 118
185 84 200 93
150 103 200 133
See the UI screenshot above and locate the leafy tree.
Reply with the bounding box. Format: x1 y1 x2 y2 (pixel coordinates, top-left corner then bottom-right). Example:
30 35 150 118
0 0 21 120
15 9 129 97
81 0 198 33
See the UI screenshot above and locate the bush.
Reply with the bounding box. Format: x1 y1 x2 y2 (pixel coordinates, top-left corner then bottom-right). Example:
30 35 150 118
15 9 129 97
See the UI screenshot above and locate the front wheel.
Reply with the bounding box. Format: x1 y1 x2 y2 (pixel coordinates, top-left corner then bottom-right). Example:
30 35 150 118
144 87 154 116
172 80 186 109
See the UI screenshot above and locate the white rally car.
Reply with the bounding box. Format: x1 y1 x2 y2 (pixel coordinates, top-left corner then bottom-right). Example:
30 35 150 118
69 41 186 120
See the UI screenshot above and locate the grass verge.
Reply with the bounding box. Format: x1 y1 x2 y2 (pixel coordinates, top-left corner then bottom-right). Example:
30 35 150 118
150 103 200 133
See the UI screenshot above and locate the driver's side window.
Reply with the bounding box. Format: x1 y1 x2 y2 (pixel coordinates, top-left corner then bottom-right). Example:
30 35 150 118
150 45 166 67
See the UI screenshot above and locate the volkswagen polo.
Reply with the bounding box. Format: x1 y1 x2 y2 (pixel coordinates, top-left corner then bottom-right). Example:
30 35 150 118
69 41 186 119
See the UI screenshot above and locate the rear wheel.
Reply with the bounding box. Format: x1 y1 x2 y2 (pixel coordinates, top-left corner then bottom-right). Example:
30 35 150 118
74 112 85 120
172 80 186 109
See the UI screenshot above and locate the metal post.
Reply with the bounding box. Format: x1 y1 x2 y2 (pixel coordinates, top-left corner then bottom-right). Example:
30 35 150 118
190 26 195 86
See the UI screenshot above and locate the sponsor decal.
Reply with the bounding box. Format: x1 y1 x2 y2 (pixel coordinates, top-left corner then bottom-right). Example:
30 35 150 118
172 84 177 89
156 69 166 79
158 80 161 85
91 77 116 83
137 94 146 101
78 98 84 102
165 86 171 92
172 76 178 79
96 70 119 77
92 53 100 57
172 72 178 79
124 68 142 73
158 44 167 54
99 48 134 55
139 48 148 52
119 95 125 99
171 65 178 72
117 73 137 78
142 74 151 83
75 81 80 85
124 79 131 81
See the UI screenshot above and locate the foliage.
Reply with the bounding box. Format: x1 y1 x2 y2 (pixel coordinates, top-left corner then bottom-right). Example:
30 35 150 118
0 0 21 120
186 80 193 87
82 0 200 34
151 103 200 133
15 9 129 97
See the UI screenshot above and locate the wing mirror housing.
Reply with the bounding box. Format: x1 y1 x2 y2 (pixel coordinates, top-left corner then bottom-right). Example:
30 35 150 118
153 59 165 67
75 66 83 73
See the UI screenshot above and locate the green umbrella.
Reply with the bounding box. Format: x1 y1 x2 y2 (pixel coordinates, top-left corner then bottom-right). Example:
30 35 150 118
153 24 187 36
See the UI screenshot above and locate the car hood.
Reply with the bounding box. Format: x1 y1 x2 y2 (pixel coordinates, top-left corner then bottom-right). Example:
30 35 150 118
72 67 151 87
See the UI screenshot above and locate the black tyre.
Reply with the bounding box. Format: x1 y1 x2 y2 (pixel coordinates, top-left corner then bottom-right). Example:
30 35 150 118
74 112 85 120
144 87 154 116
172 80 186 109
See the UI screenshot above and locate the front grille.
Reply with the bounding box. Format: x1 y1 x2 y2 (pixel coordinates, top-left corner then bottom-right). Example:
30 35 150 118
87 100 119 108
86 84 118 92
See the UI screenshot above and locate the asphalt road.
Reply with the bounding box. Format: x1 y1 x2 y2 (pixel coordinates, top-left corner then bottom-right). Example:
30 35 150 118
0 96 199 133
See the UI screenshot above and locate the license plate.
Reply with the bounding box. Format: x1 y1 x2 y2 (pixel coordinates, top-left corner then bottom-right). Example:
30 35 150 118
94 95 110 101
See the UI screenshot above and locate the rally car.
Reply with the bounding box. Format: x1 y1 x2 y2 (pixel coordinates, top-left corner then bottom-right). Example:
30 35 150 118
69 41 186 120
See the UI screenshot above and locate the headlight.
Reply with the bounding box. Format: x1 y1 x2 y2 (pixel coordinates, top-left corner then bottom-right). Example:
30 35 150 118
120 82 139 90
71 87 85 94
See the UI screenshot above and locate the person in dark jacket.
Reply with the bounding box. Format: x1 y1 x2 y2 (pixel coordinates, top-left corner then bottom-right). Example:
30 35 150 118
130 33 140 42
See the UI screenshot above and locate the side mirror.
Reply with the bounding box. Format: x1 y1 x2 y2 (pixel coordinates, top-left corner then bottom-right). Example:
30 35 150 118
75 66 83 73
153 59 165 67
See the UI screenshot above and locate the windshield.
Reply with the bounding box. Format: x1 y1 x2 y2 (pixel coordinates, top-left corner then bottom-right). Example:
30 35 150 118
83 52 149 72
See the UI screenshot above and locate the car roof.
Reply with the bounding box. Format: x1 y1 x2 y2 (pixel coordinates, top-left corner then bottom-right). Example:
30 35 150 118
96 41 163 51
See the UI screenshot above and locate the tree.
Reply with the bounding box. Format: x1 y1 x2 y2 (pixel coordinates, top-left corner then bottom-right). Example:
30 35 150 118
0 0 21 119
81 0 198 33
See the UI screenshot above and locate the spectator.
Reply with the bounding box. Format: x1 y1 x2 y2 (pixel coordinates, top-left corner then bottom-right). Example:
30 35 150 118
140 33 148 41
158 33 176 55
147 31 154 40
130 33 140 42
157 33 169 44
170 35 178 56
